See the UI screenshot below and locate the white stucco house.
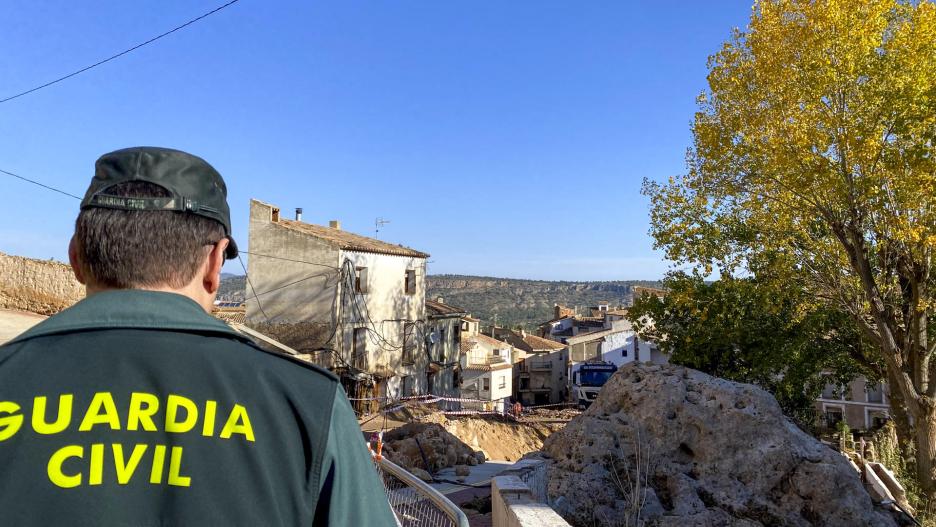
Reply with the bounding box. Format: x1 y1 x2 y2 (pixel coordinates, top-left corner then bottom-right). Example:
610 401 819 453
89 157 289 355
458 332 513 412
245 199 430 411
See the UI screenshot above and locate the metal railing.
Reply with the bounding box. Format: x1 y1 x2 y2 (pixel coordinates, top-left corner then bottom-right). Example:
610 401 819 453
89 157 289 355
373 455 470 527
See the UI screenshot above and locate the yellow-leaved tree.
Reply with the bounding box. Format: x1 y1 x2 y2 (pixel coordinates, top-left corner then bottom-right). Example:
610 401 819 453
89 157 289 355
645 0 936 499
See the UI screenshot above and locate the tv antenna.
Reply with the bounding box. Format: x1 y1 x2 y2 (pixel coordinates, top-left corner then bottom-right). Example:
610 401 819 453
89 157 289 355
375 217 390 238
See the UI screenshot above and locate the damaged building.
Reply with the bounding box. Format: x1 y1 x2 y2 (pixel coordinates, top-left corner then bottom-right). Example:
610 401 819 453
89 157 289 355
246 199 430 411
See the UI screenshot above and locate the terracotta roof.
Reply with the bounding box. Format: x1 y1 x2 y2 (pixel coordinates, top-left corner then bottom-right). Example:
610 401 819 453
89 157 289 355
459 340 474 354
522 334 566 351
212 307 246 325
275 218 429 258
426 299 468 317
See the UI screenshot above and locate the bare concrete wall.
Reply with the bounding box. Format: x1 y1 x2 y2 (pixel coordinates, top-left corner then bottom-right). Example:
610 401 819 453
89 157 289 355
246 199 340 351
0 251 84 315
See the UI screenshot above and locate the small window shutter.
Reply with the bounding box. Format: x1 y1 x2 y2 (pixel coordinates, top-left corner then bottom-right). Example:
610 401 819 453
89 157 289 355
359 267 368 293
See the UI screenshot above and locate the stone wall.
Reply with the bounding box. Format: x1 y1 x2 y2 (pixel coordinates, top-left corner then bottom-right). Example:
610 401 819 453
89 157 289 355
0 251 84 315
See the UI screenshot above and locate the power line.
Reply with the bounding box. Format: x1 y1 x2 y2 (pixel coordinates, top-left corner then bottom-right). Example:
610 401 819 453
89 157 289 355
240 250 340 270
0 168 81 200
238 253 268 321
0 0 242 105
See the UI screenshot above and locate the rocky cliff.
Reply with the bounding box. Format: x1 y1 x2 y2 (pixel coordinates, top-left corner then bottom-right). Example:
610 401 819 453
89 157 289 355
539 363 899 527
427 275 663 329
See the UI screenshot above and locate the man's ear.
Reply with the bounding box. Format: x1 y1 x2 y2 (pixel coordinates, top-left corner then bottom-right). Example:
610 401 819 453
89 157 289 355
68 236 86 285
203 238 230 295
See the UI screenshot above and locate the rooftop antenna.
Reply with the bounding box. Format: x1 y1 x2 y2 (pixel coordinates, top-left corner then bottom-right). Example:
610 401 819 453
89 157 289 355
375 217 390 239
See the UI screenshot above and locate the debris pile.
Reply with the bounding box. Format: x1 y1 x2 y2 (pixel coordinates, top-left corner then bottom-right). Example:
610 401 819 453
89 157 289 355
540 363 900 527
443 415 562 462
381 422 484 474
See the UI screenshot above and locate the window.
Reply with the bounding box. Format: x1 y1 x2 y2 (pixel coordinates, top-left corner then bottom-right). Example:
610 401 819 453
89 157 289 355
405 269 417 295
483 378 490 391
401 376 412 397
493 349 501 356
824 406 844 429
498 376 506 389
402 322 415 365
622 348 628 358
867 382 884 404
353 328 367 370
355 267 368 293
439 328 446 361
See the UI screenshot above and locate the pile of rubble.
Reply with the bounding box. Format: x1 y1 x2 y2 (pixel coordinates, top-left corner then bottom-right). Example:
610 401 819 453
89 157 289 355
381 422 485 479
539 363 902 527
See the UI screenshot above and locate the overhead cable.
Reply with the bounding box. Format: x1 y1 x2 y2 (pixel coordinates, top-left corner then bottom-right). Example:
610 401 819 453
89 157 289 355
0 0 242 104
0 168 81 199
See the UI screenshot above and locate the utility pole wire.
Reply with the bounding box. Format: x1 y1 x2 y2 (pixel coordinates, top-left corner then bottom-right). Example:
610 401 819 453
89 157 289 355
0 168 81 200
0 0 242 105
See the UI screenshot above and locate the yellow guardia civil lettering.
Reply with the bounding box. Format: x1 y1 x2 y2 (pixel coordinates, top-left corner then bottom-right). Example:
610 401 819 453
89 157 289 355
33 395 73 435
78 392 120 431
0 401 23 441
46 442 192 489
47 445 83 488
219 404 255 442
113 444 148 484
165 394 198 434
127 392 159 432
0 392 255 441
1 392 255 488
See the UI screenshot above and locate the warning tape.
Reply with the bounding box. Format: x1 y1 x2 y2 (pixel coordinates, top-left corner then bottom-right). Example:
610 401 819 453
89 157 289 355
523 402 578 410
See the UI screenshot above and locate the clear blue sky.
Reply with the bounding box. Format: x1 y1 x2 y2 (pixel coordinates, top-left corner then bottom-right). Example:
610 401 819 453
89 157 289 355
0 1 751 281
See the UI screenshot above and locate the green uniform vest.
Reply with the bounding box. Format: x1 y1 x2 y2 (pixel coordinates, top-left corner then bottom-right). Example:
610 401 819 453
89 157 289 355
0 290 396 526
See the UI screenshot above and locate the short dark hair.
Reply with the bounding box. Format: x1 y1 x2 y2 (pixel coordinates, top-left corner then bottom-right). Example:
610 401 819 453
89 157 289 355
74 182 226 289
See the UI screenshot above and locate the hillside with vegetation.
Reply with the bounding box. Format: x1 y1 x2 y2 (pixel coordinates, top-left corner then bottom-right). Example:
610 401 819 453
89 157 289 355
427 275 663 329
219 273 662 329
218 273 246 303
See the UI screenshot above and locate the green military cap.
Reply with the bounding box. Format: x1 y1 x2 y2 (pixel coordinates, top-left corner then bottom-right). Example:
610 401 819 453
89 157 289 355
80 146 238 259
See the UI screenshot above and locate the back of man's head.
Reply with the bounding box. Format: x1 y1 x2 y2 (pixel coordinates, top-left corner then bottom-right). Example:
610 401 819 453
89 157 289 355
70 147 237 297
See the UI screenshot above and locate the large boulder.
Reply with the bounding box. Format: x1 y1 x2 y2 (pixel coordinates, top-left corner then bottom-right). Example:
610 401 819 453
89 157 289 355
540 363 898 527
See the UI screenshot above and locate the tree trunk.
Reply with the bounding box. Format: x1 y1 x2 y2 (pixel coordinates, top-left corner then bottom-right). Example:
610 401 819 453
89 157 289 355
916 409 936 512
887 368 915 454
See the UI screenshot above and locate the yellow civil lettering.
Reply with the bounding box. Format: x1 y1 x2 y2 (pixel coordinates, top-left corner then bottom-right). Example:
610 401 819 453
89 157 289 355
113 444 148 484
89 443 104 485
219 404 255 442
32 394 73 434
0 401 23 441
202 400 217 437
127 393 159 432
165 395 198 433
150 444 166 484
167 446 191 487
47 445 83 488
79 392 120 431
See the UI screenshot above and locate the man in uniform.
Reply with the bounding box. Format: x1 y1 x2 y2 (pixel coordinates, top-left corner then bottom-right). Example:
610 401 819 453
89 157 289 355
0 147 397 526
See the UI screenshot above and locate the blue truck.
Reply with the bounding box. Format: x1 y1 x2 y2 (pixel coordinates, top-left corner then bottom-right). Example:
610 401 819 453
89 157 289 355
570 361 618 408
